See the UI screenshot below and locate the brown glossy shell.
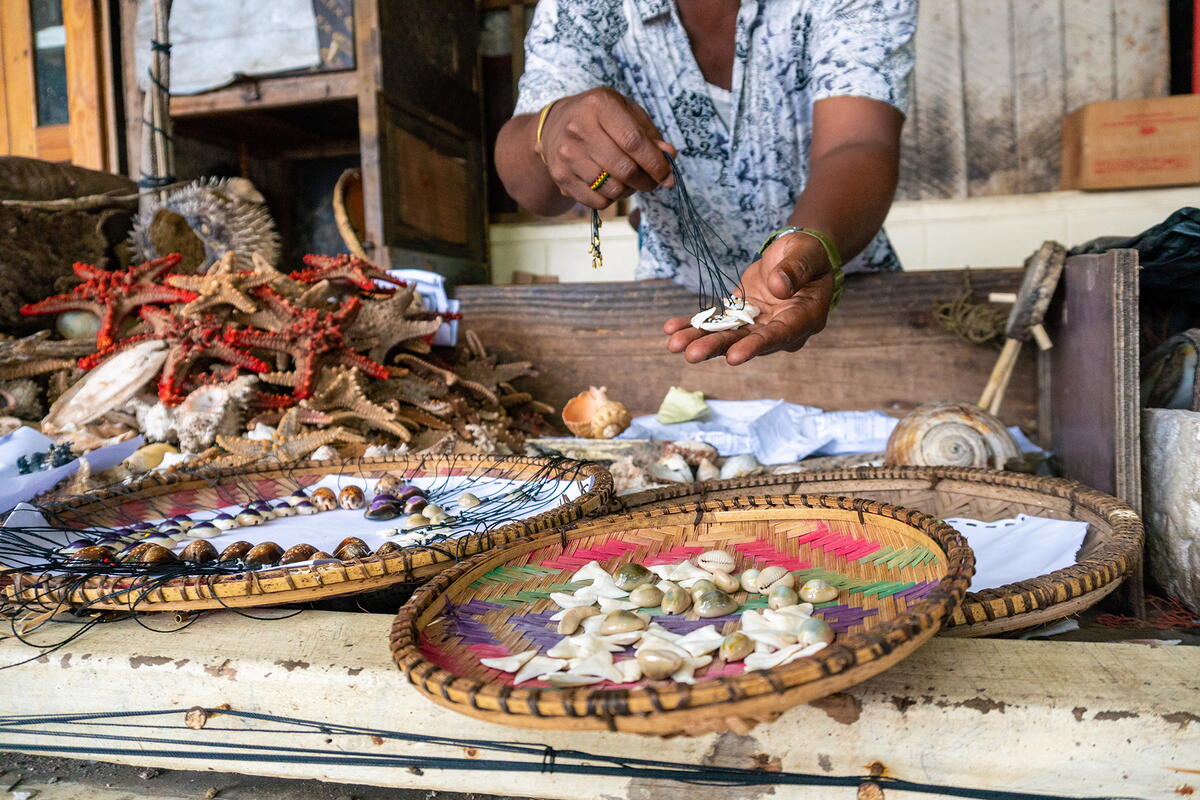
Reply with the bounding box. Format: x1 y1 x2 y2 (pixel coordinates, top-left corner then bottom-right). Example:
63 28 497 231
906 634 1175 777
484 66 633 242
180 540 219 563
70 545 115 562
218 541 253 561
334 536 371 560
376 474 403 496
374 541 402 558
121 542 157 562
138 544 178 564
279 543 318 565
244 542 284 567
884 402 1020 470
338 485 365 509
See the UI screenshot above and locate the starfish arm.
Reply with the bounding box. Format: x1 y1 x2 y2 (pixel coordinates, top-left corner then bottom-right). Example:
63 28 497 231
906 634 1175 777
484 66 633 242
336 351 389 380
72 261 105 280
209 341 270 373
214 435 269 457
76 333 155 370
134 253 184 282
20 295 98 318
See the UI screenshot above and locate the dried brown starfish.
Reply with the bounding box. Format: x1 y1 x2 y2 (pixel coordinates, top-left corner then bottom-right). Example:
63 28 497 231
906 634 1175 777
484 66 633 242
168 252 275 317
347 284 442 362
265 366 412 441
454 330 537 396
213 406 363 467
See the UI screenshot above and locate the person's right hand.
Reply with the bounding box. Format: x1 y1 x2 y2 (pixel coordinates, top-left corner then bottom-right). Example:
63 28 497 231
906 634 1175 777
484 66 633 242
538 87 676 209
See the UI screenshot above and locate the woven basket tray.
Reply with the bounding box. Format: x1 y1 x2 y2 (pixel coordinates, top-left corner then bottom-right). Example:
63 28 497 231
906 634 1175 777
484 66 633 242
614 466 1142 636
391 494 973 735
6 455 613 612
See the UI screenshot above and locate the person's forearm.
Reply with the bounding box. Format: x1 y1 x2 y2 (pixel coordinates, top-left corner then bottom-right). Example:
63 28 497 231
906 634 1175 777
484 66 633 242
786 139 899 264
495 114 575 217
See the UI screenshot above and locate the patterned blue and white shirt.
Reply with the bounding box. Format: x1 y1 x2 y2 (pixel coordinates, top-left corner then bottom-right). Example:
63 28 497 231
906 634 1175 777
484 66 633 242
514 0 916 286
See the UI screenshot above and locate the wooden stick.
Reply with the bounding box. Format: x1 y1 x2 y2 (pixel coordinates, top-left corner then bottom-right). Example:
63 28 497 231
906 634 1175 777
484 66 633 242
1029 323 1053 351
987 343 1020 416
978 338 1021 410
988 292 1018 304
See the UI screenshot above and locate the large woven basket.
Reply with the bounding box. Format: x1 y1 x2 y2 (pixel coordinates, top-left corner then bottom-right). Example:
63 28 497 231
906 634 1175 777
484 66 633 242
391 494 973 735
6 455 613 612
613 467 1142 636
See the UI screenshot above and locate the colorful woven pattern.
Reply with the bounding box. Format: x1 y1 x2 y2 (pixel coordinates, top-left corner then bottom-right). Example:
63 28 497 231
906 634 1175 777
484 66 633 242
420 514 943 690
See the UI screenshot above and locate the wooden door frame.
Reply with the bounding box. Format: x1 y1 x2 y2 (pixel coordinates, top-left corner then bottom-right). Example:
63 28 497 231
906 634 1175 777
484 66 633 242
0 0 110 169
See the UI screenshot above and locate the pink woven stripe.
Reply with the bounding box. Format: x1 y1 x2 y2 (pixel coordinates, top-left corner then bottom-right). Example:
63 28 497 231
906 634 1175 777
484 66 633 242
793 524 833 543
732 540 811 571
643 545 707 566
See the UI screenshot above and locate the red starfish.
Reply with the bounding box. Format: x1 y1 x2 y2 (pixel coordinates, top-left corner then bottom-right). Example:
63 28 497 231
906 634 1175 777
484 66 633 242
80 306 271 405
20 254 197 350
229 288 388 402
291 254 403 292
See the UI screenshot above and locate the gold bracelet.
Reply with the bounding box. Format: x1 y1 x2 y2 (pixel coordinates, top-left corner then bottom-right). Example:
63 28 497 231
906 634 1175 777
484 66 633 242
534 99 560 166
758 226 845 309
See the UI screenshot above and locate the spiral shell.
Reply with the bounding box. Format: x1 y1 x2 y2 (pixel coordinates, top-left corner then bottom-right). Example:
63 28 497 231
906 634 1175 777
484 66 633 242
885 402 1021 470
561 386 632 439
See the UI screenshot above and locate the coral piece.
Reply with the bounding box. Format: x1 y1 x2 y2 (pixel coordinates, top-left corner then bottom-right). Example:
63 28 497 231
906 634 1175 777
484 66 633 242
167 252 276 317
81 307 270 405
347 284 443 362
292 253 403 292
132 375 257 452
212 406 363 467
228 289 388 402
130 177 281 274
19 254 196 349
265 366 411 441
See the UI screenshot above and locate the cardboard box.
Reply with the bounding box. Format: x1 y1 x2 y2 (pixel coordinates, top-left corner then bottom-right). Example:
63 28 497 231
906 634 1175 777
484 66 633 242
1061 94 1200 190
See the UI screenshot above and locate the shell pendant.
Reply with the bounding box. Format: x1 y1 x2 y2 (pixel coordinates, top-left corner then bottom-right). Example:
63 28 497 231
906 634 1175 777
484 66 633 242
690 297 760 332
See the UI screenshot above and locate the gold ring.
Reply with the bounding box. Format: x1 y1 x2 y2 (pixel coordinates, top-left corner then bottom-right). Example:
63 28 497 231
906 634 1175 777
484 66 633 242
588 171 610 191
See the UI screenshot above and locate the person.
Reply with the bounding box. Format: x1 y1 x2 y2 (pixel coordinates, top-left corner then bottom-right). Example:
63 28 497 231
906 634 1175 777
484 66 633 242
495 0 915 366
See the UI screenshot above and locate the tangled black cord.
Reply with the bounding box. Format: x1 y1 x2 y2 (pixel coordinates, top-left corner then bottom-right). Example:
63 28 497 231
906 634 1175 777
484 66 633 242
1 454 595 667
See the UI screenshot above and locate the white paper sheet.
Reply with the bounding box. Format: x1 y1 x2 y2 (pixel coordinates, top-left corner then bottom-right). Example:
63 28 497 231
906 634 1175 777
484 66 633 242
619 399 898 464
0 428 143 514
944 514 1089 592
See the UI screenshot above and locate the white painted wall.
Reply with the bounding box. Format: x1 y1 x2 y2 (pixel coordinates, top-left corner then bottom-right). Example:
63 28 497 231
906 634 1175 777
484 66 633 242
488 186 1196 283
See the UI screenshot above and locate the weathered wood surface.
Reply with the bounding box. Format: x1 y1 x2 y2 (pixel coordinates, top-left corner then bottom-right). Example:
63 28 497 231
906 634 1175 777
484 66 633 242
457 271 1041 438
902 0 1169 200
0 611 1194 800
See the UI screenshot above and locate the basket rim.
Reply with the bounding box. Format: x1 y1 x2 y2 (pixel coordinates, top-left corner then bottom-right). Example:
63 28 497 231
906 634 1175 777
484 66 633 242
8 454 615 611
389 492 975 728
610 465 1143 631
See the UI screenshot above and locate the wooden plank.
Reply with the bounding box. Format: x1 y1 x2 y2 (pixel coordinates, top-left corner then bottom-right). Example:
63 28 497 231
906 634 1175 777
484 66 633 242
1114 0 1171 99
63 0 108 170
0 611 1193 799
910 0 967 199
34 123 71 162
0 1 38 158
168 71 359 118
1043 250 1141 509
1062 0 1116 113
1012 0 1065 194
456 270 1042 438
959 0 1019 196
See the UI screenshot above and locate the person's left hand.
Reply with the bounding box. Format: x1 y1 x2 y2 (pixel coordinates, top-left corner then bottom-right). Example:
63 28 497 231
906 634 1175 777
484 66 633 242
663 231 835 365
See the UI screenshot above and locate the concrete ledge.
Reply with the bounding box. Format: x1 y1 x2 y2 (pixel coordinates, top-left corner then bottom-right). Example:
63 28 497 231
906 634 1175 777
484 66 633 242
1 611 1196 800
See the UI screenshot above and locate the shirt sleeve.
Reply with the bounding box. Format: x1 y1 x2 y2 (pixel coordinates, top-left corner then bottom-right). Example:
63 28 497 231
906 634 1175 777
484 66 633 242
512 0 628 116
806 0 917 113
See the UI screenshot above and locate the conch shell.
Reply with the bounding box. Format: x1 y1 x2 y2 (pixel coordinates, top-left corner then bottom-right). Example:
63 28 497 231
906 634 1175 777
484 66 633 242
562 386 631 439
885 401 1020 469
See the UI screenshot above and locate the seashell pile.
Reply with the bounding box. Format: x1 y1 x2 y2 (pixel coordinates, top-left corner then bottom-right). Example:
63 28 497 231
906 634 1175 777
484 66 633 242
477 547 838 686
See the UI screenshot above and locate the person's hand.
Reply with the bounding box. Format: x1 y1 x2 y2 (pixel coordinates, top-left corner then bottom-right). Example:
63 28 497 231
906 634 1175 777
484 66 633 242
663 232 834 365
539 87 676 209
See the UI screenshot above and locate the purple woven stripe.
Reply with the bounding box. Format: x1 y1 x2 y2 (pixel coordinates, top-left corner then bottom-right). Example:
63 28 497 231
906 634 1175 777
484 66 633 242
650 614 741 634
455 599 506 615
900 581 939 601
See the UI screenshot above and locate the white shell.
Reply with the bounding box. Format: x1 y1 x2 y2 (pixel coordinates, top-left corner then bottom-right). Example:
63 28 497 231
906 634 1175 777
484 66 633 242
598 597 639 613
698 315 744 332
744 641 828 671
695 458 720 482
675 625 725 657
616 658 642 683
670 655 713 684
740 569 761 593
44 340 167 430
479 649 537 673
550 591 600 609
667 561 711 583
513 656 566 684
744 629 798 650
719 453 762 480
571 560 613 584
696 549 735 574
568 651 622 683
755 565 795 593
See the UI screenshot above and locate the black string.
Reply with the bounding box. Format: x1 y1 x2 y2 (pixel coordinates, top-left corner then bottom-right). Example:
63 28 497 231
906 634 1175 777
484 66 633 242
665 153 743 312
0 708 1135 800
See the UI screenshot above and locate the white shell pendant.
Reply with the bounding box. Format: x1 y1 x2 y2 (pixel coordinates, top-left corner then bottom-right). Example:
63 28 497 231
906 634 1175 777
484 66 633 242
690 298 761 332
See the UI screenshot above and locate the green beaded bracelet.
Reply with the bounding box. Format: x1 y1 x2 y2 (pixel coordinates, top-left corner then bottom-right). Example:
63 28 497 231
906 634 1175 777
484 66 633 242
757 226 845 309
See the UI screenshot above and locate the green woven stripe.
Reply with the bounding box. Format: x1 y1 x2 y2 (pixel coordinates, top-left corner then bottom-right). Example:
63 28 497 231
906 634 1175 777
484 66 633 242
469 565 569 588
861 546 894 564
